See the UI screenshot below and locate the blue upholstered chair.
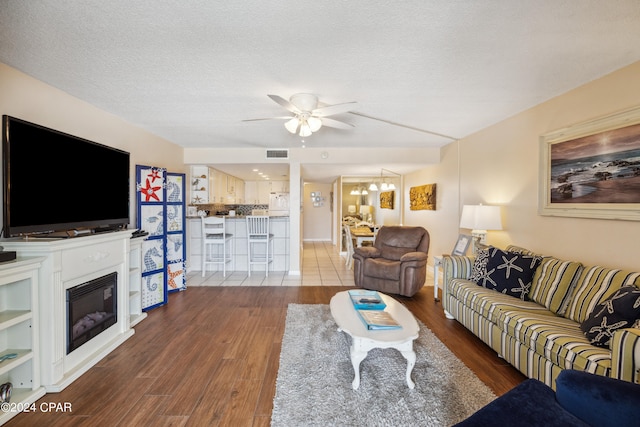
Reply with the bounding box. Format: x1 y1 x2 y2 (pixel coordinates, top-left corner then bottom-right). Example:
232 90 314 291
455 370 640 427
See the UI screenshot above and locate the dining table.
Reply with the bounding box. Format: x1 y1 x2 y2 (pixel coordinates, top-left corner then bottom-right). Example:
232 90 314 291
350 226 376 247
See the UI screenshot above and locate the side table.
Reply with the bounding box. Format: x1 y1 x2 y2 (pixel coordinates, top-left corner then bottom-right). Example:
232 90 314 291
433 255 443 301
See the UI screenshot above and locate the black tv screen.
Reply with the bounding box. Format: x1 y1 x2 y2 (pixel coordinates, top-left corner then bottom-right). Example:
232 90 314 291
2 115 130 237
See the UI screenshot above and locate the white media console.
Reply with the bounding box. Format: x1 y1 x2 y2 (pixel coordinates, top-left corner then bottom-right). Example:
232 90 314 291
2 230 141 392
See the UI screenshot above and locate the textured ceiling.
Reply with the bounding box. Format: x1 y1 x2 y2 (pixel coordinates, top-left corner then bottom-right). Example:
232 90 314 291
1 1 640 181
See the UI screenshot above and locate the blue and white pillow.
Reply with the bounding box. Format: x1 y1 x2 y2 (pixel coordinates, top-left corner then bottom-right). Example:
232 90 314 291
580 286 640 347
482 248 542 300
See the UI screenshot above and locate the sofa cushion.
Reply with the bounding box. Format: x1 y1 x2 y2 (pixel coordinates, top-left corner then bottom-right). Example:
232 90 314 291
529 258 583 315
564 267 640 323
483 249 542 299
580 286 640 347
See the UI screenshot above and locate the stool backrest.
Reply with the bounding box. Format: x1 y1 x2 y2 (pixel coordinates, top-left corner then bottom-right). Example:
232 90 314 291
201 216 227 239
246 215 269 237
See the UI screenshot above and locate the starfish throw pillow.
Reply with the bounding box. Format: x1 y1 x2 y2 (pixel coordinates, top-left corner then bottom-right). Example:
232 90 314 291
580 286 640 347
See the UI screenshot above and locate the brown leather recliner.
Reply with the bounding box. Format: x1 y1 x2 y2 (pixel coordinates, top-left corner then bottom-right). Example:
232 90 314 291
352 226 430 297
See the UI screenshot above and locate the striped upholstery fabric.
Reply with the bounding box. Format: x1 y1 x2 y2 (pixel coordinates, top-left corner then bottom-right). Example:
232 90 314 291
564 267 640 323
449 279 611 381
505 245 538 256
611 328 640 383
441 249 640 387
529 258 583 315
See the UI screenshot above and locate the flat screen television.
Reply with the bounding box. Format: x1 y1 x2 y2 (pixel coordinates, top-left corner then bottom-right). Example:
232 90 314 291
2 115 130 237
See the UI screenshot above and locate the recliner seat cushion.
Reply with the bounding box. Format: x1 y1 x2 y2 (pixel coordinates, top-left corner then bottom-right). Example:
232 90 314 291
363 258 401 280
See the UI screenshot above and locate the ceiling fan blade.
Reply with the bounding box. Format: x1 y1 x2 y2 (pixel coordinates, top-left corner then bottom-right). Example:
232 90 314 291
267 94 300 113
320 117 355 129
242 116 293 122
312 101 358 117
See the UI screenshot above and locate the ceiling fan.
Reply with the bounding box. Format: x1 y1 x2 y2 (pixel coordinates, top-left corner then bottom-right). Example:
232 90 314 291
243 93 357 137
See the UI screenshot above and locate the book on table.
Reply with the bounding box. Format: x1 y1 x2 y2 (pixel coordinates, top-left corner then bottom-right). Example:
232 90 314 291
357 309 402 330
348 289 387 310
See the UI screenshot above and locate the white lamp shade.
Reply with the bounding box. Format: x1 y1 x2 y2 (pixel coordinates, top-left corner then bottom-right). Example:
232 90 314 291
307 117 322 132
299 121 312 137
459 205 502 231
348 205 356 214
284 117 299 134
368 182 378 191
360 205 372 215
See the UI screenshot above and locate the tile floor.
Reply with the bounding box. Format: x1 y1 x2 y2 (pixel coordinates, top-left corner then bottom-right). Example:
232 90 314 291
186 241 357 287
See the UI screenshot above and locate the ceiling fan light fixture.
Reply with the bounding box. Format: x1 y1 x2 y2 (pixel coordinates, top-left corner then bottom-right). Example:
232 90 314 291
307 116 322 132
299 121 312 137
284 117 299 134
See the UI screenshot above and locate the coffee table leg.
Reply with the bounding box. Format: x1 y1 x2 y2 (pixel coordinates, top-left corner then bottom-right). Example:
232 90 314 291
401 349 416 389
350 344 368 390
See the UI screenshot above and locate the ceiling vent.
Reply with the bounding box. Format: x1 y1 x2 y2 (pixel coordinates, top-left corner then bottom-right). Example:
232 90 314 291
266 149 289 159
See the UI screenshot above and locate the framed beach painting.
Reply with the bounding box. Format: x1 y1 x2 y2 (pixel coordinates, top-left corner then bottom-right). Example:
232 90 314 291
539 105 640 221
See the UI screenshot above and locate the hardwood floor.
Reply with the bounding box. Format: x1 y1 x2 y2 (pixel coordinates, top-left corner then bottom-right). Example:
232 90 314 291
6 284 525 427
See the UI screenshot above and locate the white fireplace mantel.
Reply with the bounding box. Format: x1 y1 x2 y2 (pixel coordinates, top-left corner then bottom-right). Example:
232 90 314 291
2 230 136 392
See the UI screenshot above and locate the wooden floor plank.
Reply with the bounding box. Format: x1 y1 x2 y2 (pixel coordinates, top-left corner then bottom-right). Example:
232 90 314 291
6 284 525 426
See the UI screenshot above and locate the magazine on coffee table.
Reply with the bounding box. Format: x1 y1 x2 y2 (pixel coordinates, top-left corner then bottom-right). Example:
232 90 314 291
357 309 402 330
348 289 387 310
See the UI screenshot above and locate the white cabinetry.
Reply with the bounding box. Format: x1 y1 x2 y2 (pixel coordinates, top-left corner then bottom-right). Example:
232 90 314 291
128 237 147 327
0 257 46 425
258 181 272 203
271 180 290 193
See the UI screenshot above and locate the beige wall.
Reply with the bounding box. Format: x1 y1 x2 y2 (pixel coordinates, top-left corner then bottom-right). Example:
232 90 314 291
405 61 640 270
303 182 333 241
0 63 185 228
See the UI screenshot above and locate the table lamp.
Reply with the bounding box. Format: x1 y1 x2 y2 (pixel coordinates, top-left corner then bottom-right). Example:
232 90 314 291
459 204 503 253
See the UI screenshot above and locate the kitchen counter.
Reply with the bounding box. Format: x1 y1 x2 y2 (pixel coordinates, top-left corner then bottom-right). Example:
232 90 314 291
186 216 290 273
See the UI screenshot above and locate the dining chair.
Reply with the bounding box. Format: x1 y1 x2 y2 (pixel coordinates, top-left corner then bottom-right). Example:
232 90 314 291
201 216 233 277
246 215 274 276
343 224 355 270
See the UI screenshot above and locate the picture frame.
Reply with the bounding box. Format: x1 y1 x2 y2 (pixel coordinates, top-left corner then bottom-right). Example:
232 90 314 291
451 234 472 256
539 105 640 221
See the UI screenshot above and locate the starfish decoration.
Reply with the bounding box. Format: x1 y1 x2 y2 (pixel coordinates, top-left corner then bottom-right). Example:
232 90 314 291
168 268 182 289
496 255 524 279
588 315 628 345
139 178 161 202
148 168 162 182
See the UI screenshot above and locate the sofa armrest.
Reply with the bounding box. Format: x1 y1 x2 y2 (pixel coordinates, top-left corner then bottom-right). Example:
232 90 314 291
400 251 428 263
353 246 380 259
442 255 475 283
610 327 640 384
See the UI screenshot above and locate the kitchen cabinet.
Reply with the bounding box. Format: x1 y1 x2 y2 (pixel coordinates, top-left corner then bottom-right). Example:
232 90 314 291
271 180 290 193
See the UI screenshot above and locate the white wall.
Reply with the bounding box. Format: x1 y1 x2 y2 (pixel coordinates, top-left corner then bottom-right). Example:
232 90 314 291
404 61 640 270
0 63 185 228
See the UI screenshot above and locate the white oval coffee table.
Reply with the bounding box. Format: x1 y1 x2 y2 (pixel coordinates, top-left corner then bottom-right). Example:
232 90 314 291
330 290 420 390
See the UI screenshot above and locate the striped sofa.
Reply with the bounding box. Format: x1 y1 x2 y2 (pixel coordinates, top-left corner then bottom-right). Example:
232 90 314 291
442 245 640 389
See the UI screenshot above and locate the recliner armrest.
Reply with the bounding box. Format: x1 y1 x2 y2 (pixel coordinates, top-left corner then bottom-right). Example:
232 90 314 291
400 252 428 263
353 246 380 258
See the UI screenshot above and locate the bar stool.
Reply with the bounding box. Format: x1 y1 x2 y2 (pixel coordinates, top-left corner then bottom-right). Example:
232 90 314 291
201 216 233 277
246 215 273 277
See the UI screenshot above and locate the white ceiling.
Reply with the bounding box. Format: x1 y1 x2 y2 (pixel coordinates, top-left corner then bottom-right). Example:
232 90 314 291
1 1 640 182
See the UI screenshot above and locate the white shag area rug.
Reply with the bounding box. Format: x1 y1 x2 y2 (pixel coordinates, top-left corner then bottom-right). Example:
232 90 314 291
271 304 496 427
